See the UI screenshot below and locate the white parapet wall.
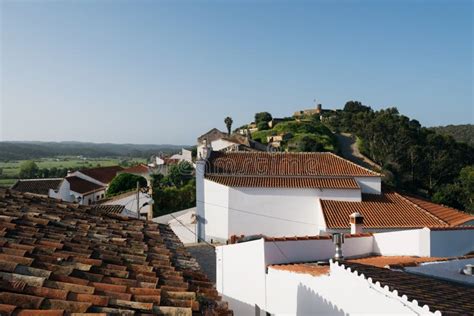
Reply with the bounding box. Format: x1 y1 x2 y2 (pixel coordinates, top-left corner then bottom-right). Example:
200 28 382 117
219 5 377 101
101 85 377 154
216 239 267 315
266 261 436 315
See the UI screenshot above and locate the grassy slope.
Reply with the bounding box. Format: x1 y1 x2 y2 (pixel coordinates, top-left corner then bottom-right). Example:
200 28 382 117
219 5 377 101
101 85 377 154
251 119 337 152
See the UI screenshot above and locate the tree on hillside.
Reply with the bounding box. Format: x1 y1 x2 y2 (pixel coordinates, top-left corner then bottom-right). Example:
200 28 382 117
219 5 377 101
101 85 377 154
433 165 474 213
165 161 194 188
107 173 147 196
255 112 272 124
19 161 39 178
224 116 233 135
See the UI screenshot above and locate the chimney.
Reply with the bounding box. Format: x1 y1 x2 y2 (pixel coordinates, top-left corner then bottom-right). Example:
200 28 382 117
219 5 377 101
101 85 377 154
332 233 344 261
350 212 364 235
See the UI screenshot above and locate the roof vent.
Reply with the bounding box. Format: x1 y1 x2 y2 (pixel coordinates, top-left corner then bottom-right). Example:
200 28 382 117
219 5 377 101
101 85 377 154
350 212 364 235
332 233 344 261
462 264 473 276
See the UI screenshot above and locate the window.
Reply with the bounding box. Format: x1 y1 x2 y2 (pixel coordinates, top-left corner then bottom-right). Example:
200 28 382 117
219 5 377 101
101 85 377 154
101 194 104 198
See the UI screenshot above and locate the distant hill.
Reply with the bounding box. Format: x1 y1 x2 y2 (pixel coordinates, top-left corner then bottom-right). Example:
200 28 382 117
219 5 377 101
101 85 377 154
0 141 188 161
430 124 474 146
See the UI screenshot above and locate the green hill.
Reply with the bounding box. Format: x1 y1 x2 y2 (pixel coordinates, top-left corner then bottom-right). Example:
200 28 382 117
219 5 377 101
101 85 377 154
251 118 337 152
430 124 474 146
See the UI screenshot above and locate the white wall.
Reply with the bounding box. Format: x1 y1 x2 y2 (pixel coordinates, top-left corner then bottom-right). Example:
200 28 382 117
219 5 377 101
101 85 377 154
216 239 267 315
169 223 197 244
228 187 319 238
264 236 374 265
373 228 430 257
266 261 434 315
354 176 381 194
430 229 474 257
102 191 153 219
49 180 73 202
202 179 230 241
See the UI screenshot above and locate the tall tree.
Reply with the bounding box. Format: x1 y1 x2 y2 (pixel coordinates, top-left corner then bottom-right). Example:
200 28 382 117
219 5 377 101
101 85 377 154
19 161 39 178
224 116 233 135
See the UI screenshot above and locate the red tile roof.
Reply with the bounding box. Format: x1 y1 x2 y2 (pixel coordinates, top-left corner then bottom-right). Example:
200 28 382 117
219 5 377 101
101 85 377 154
342 261 474 314
403 194 474 226
79 166 124 184
65 176 104 195
120 164 150 175
269 263 329 277
206 151 380 177
0 189 231 315
347 256 449 268
11 179 63 196
205 175 360 189
321 192 449 229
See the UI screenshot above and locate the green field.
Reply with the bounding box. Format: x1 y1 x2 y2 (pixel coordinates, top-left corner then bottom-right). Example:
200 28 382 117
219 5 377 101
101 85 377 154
0 179 16 188
0 156 146 181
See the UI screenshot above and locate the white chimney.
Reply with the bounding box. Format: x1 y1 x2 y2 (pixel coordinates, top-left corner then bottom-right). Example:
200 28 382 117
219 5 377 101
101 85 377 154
350 212 364 235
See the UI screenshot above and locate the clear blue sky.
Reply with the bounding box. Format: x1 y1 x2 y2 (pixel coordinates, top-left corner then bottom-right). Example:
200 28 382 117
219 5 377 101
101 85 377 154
1 0 472 145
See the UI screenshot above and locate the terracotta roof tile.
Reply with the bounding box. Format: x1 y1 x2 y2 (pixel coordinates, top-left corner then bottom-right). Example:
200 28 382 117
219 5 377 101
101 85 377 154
347 256 448 268
0 189 231 315
205 175 360 189
269 263 330 277
403 194 474 226
321 192 450 229
78 166 124 184
120 164 150 175
11 179 63 196
65 177 104 195
206 151 380 177
343 261 474 314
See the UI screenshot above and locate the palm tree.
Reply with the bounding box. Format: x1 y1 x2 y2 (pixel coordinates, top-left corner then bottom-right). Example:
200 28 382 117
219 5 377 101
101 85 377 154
224 116 233 135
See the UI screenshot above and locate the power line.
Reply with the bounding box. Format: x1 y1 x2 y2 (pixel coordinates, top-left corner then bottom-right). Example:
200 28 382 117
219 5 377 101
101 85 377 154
168 212 216 248
196 199 318 226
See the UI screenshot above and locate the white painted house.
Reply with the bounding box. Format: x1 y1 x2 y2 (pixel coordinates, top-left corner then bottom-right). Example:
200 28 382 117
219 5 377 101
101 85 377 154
197 128 266 159
216 226 474 315
196 151 474 242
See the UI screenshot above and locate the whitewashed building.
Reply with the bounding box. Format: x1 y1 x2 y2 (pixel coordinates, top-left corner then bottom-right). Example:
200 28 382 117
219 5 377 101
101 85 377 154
216 224 474 315
99 189 154 220
197 128 266 159
196 151 474 242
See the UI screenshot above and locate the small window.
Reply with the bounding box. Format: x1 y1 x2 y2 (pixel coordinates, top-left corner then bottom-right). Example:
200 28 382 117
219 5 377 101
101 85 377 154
101 194 104 198
97 195 100 200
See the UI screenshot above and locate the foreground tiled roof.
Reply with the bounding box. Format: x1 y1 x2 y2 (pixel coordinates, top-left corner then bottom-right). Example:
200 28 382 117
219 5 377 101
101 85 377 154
66 176 104 195
206 151 380 177
0 189 230 315
321 192 451 229
120 164 150 175
205 175 360 189
403 194 474 226
11 179 63 196
79 166 124 184
343 261 474 314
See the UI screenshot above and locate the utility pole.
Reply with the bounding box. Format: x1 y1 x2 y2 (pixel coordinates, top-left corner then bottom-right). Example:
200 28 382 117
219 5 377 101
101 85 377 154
136 181 140 219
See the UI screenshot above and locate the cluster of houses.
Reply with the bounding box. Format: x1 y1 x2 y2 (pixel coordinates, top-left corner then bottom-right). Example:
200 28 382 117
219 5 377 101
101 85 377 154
9 148 194 219
5 126 474 315
168 126 474 315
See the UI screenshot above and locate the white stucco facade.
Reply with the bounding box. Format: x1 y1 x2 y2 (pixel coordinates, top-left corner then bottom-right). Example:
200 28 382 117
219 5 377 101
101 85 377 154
48 180 73 202
197 174 364 241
